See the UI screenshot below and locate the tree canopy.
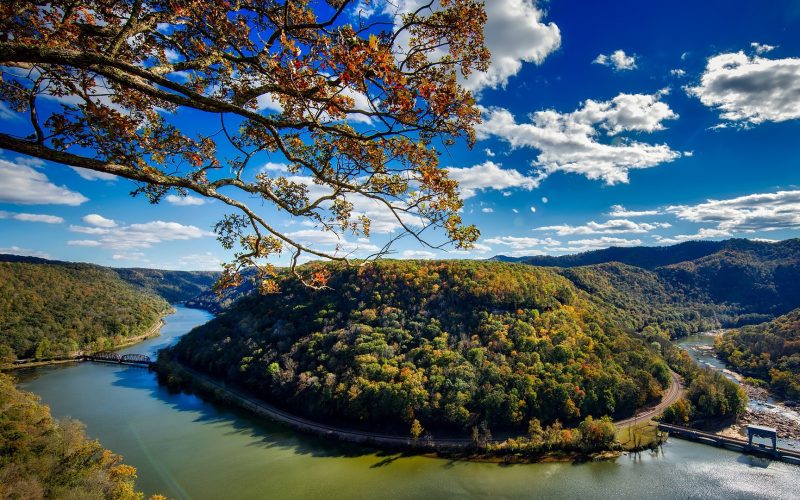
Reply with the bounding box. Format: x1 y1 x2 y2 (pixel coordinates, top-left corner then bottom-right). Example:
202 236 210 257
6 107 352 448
0 0 489 290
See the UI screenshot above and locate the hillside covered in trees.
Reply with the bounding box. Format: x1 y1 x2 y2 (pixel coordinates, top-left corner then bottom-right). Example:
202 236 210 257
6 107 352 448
498 239 800 334
716 309 800 401
0 254 220 304
165 260 677 436
0 258 170 362
0 374 147 499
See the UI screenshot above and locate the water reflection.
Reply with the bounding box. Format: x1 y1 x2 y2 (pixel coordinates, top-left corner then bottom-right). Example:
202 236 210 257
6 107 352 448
16 308 800 500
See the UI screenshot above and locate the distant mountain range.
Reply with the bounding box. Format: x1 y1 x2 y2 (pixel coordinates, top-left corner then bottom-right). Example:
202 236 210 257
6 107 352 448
493 238 800 323
0 254 220 303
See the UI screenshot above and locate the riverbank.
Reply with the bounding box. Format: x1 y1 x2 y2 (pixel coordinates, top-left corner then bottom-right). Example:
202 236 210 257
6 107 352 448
677 331 800 448
155 358 689 462
1 311 171 371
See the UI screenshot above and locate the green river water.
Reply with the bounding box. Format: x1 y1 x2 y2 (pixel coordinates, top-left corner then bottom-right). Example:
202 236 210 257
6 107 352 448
15 307 800 499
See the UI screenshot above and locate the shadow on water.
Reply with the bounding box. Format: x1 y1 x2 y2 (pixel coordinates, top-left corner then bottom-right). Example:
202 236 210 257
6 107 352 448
736 454 773 469
108 365 397 461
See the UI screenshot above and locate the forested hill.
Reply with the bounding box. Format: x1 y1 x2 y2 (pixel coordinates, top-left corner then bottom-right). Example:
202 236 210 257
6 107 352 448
496 239 800 324
493 240 727 269
0 254 220 303
166 260 673 435
0 258 171 362
114 267 219 303
717 308 800 401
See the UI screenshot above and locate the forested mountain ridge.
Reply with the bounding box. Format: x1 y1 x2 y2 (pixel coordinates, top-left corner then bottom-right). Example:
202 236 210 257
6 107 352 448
0 254 220 303
166 260 675 435
496 239 800 329
113 267 219 303
717 308 800 401
0 259 172 362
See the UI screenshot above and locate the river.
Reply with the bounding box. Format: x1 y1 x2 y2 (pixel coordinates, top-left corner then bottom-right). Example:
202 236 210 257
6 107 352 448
15 307 800 499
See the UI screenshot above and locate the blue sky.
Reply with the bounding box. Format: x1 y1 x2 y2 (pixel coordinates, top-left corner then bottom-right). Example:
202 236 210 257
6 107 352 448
2 0 800 270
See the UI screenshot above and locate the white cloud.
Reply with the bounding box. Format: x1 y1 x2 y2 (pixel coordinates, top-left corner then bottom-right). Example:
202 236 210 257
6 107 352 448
481 207 494 213
670 68 687 77
446 161 539 198
484 148 496 157
401 250 436 259
70 167 117 181
165 194 206 206
70 220 212 250
541 197 548 204
285 229 380 255
256 93 283 113
0 102 19 120
687 51 800 124
0 159 88 205
485 236 560 250
0 246 50 259
478 90 681 185
112 252 148 262
512 208 519 214
378 0 559 93
594 50 637 71
0 210 63 224
464 0 561 91
174 252 224 271
82 214 117 228
67 239 102 247
259 162 290 173
751 42 777 54
608 204 661 217
652 228 732 245
535 219 671 236
556 237 643 251
530 206 537 213
665 190 800 234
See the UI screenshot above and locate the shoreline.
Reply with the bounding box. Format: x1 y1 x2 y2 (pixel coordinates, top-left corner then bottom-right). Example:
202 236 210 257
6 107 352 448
157 358 680 462
1 310 171 371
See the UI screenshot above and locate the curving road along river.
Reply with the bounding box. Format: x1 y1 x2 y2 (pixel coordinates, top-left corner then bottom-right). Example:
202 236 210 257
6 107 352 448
175 361 684 448
16 307 799 500
614 370 684 429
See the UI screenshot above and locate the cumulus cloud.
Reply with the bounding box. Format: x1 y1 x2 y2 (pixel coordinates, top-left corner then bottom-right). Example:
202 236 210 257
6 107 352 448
67 240 102 247
447 161 538 198
285 229 380 256
751 42 777 54
82 214 117 228
608 204 662 217
0 159 88 205
484 236 560 249
687 51 800 124
0 246 50 259
555 237 643 252
670 68 687 77
593 50 637 71
484 234 643 256
465 0 561 91
70 167 117 181
377 0 560 92
174 252 224 271
165 194 206 206
535 219 671 236
69 220 212 250
0 210 63 224
652 228 732 245
478 90 681 185
481 207 494 213
401 249 437 259
665 190 800 234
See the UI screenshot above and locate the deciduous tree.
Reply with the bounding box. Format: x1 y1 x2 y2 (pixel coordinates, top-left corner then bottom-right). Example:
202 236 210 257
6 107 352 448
0 0 488 290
